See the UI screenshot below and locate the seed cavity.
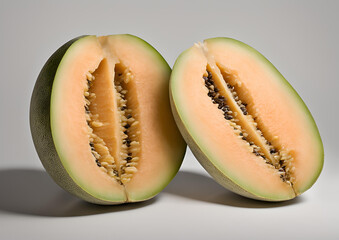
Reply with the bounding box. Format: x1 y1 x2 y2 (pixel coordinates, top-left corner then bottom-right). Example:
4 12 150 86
84 63 140 185
85 72 119 180
203 68 295 185
114 65 140 184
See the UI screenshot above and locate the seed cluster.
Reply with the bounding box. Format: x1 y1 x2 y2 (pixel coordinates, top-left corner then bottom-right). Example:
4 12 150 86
204 71 233 121
85 72 118 179
272 149 295 183
114 69 140 184
83 68 141 185
203 70 294 184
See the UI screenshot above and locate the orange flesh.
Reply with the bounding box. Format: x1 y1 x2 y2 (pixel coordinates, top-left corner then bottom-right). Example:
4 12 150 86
99 36 184 200
172 40 322 199
51 35 184 202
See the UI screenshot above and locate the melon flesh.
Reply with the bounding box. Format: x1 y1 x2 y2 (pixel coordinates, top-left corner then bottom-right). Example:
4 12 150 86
31 35 186 204
170 38 323 201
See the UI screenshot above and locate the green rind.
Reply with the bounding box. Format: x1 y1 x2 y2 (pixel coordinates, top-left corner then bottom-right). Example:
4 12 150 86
119 34 172 73
170 38 324 201
127 151 186 202
31 34 185 204
30 36 119 204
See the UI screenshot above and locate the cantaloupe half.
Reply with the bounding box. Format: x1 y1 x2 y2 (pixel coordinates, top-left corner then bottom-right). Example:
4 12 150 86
170 37 323 201
30 34 186 204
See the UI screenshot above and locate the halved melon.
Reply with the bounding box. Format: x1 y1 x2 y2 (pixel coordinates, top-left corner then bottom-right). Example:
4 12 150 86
30 34 186 204
170 38 323 201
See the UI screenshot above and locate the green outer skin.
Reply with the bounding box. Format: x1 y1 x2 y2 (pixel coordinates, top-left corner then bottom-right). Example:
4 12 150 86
30 35 185 204
30 36 113 204
170 37 324 201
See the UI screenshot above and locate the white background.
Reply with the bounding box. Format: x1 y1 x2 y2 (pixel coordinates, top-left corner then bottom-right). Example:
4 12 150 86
0 1 338 239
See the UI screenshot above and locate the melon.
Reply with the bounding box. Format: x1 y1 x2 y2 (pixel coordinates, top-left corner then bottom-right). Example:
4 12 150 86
30 34 186 204
170 38 323 201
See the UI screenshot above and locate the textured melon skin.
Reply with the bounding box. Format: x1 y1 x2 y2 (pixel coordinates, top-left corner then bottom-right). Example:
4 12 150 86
30 35 185 204
170 38 324 202
30 36 116 204
30 36 122 204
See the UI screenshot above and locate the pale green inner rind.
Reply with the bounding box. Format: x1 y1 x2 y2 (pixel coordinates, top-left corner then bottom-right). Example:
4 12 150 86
117 34 171 75
170 38 323 200
127 158 185 202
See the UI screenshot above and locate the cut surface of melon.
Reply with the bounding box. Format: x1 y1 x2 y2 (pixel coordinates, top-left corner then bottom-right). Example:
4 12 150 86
30 35 186 204
170 38 323 201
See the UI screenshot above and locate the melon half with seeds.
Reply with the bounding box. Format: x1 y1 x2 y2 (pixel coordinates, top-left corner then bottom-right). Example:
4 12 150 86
30 35 186 204
170 38 323 201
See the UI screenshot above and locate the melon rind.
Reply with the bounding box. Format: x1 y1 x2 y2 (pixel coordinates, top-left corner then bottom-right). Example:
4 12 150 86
30 35 186 204
170 37 324 201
